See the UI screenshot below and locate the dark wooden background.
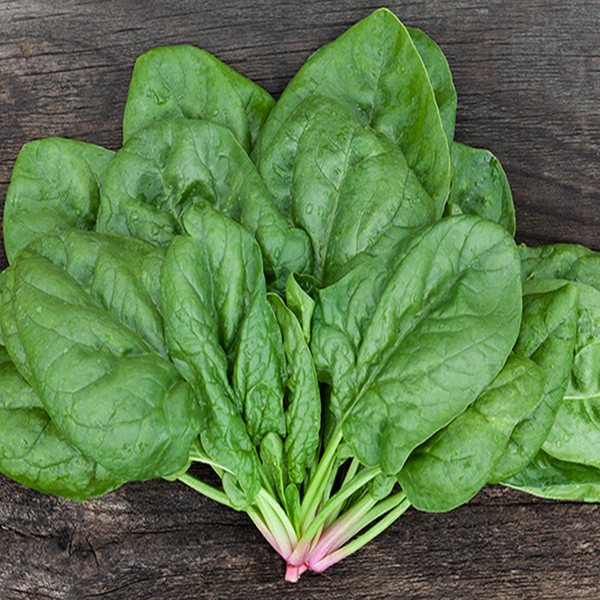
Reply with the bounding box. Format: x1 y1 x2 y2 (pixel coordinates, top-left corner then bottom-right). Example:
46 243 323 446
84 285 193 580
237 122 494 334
2 1 600 598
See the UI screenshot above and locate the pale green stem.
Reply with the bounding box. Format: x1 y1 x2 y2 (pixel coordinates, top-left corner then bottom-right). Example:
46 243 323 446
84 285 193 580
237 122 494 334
178 473 233 508
307 493 375 566
324 456 361 529
254 489 298 559
311 491 406 565
298 428 344 531
309 496 411 573
287 466 380 567
247 506 289 560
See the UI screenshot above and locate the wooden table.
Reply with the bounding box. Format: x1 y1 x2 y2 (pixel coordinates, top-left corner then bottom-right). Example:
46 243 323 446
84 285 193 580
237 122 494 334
1 1 600 598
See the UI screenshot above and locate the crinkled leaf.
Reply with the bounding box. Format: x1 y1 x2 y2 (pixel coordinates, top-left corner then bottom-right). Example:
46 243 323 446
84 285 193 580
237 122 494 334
161 205 288 502
98 117 312 290
542 281 600 468
253 8 451 215
123 45 274 150
490 280 578 482
4 138 114 263
399 354 543 512
257 96 436 284
312 216 522 474
447 142 515 236
520 243 600 291
269 293 320 485
505 450 600 502
1 231 200 481
0 350 122 501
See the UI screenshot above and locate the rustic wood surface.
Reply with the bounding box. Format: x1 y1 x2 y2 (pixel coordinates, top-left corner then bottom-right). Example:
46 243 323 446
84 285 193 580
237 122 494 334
1 1 600 598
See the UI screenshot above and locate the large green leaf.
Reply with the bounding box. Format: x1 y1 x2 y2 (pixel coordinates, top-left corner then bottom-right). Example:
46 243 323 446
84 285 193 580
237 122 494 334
1 231 201 482
123 45 274 150
489 280 579 482
257 96 436 285
512 245 600 471
0 348 122 501
311 215 522 474
446 142 515 236
3 138 114 263
253 8 451 215
505 450 600 502
398 354 543 512
161 205 288 503
97 117 312 290
542 281 600 467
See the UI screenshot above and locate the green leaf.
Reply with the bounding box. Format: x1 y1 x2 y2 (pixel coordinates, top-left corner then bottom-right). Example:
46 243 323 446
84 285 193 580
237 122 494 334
0 354 122 501
285 273 315 344
1 231 201 482
285 483 302 532
448 142 515 236
398 354 543 512
97 117 312 290
253 8 451 215
312 215 522 474
3 138 114 263
505 450 600 502
260 432 287 503
542 281 600 468
519 243 600 290
269 293 321 485
123 45 274 150
257 96 436 284
407 26 456 143
161 205 288 502
490 280 579 482
507 245 600 479
369 473 396 501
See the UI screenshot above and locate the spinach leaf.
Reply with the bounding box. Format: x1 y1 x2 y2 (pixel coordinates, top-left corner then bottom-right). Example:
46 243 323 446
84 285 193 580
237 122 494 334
97 117 312 290
0 347 123 501
511 245 600 471
257 96 436 284
285 274 316 344
253 8 451 215
0 269 122 501
542 280 600 468
123 45 274 151
269 293 321 485
1 231 201 481
398 354 543 512
407 26 456 144
446 142 516 236
489 280 578 481
161 205 288 503
520 243 600 290
311 215 522 474
505 450 600 502
3 138 114 263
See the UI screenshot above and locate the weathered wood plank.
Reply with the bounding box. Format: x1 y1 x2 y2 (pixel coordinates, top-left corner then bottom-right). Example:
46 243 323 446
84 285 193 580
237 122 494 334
2 1 600 598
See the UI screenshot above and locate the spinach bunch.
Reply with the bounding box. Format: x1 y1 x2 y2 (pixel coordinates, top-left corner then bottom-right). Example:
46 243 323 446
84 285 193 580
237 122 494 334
1 7 597 581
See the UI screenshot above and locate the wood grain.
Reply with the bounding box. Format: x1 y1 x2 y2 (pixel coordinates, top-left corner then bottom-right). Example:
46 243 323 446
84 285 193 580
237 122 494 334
2 1 600 598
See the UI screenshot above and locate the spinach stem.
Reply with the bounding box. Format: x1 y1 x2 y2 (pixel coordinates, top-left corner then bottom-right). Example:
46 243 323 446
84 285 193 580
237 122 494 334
298 427 343 532
308 495 411 573
254 489 298 559
301 466 381 543
178 473 233 508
